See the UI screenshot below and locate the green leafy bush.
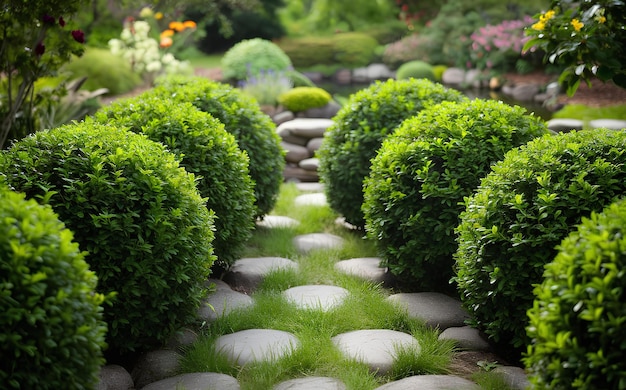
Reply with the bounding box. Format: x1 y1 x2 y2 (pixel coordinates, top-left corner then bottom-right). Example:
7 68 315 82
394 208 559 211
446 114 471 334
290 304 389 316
278 37 335 68
363 100 548 291
95 96 255 267
317 78 466 228
332 32 378 68
0 186 107 389
395 61 436 80
150 75 285 218
61 47 143 95
524 197 626 389
432 65 448 81
455 129 626 353
278 87 332 112
221 38 293 82
0 120 215 355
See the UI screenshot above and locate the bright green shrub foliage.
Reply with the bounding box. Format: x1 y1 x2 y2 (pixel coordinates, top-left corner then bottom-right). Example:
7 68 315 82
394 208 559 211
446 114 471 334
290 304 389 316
0 120 215 354
278 37 335 68
363 100 548 291
221 38 293 82
455 129 626 352
432 65 448 82
150 75 285 218
331 32 378 68
317 78 466 227
95 96 255 267
395 61 436 80
0 186 107 389
278 87 332 112
525 197 626 389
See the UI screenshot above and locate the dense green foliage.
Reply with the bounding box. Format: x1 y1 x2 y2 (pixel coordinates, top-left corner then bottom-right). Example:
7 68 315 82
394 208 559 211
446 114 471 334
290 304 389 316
0 120 215 354
317 78 466 228
221 38 293 82
277 87 332 112
150 75 285 218
95 96 255 266
395 61 436 80
525 197 626 389
0 186 107 389
331 32 379 69
278 37 335 68
363 100 548 291
455 129 626 353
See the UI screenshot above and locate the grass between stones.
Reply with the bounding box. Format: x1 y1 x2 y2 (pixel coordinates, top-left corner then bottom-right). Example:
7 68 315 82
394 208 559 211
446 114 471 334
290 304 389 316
178 183 505 389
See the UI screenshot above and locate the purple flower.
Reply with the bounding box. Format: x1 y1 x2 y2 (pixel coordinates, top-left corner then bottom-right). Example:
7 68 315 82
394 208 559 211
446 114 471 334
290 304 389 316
34 42 45 56
71 30 85 43
59 17 65 27
42 14 55 25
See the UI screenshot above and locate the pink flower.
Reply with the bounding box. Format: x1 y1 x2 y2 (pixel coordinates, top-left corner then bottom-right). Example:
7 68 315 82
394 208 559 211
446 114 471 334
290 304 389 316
71 30 85 43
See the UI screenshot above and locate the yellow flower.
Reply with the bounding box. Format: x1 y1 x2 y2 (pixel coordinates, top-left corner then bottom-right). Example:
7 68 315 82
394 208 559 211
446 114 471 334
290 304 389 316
595 15 606 24
160 29 175 38
139 7 153 18
155 12 164 20
540 10 556 23
571 18 584 32
532 21 546 31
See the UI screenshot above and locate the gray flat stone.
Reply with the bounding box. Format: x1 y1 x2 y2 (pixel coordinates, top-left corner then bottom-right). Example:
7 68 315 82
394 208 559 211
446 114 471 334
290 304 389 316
438 326 491 351
206 278 233 291
374 375 480 390
492 366 531 390
334 257 393 284
387 292 470 330
295 182 325 192
215 329 299 365
293 233 344 254
306 137 324 153
298 158 319 172
589 119 626 130
131 350 181 389
256 215 300 229
97 364 133 390
274 376 346 390
283 285 349 311
198 288 254 322
224 257 299 292
294 193 326 206
335 217 358 230
141 372 240 390
331 329 420 375
283 142 311 163
546 118 584 132
166 327 199 351
277 118 334 138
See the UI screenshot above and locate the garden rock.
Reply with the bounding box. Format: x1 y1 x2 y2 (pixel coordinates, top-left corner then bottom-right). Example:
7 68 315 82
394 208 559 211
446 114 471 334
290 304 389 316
296 182 325 192
589 119 626 130
492 366 531 390
224 257 299 293
294 192 326 207
165 327 199 351
131 349 182 389
331 329 420 374
387 292 470 330
293 233 345 254
278 118 334 181
334 257 394 285
373 375 480 390
140 373 240 390
96 364 134 390
198 287 254 322
441 68 465 86
546 118 584 132
274 376 347 390
215 329 299 365
299 157 320 173
256 215 300 229
283 142 310 163
298 101 341 119
507 83 540 101
438 326 491 351
283 285 350 311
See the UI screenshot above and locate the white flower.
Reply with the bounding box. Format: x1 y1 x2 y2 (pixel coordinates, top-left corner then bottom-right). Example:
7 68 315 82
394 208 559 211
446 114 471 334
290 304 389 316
161 53 175 64
133 21 151 36
146 61 162 73
120 28 133 41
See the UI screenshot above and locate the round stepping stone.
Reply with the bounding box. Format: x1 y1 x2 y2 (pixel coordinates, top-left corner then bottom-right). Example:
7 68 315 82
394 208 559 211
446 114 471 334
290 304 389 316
206 278 232 291
438 326 491 351
198 288 254 322
131 349 181 389
224 257 299 293
373 374 479 389
546 118 584 132
299 157 319 171
387 292 470 330
141 372 240 390
331 329 420 374
293 233 344 254
492 366 531 390
295 182 325 192
335 217 358 230
283 285 349 311
294 193 327 207
256 215 300 229
215 329 299 365
274 376 346 390
335 257 393 284
589 119 626 130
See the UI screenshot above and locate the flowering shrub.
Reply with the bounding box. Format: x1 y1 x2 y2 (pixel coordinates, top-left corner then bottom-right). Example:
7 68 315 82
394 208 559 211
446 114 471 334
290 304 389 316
524 1 626 95
239 68 293 106
468 16 534 73
382 34 432 69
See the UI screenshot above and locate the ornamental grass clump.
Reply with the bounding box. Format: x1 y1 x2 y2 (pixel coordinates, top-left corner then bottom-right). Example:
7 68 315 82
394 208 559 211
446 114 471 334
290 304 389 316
0 186 107 389
317 78 466 228
95 96 255 267
525 197 626 389
150 75 284 218
454 129 626 355
0 120 215 355
363 100 548 292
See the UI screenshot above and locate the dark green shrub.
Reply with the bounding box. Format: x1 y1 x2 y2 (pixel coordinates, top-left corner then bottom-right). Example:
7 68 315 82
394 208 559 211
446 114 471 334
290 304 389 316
332 32 378 68
524 197 626 389
221 38 293 82
0 120 215 355
455 129 626 353
363 100 548 292
395 61 436 80
286 69 315 87
278 87 332 112
317 78 466 228
364 20 410 44
94 97 255 267
61 47 143 95
0 186 107 389
150 75 284 218
278 37 335 68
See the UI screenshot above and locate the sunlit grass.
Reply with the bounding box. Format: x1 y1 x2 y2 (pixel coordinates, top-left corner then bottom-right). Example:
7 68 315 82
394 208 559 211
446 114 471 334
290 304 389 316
185 52 224 69
553 103 626 123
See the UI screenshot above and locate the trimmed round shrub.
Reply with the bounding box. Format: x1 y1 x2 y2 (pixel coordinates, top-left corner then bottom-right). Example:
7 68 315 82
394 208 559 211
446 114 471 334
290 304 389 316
317 78 466 228
0 187 107 389
455 129 626 353
278 87 332 112
150 75 285 218
395 61 436 80
221 38 292 82
524 197 626 389
94 96 255 267
278 37 335 68
432 65 448 82
363 100 548 291
332 32 378 68
0 120 215 355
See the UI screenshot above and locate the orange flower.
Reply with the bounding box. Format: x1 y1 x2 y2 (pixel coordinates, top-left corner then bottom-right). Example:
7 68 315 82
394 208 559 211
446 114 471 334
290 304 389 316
160 36 173 48
183 20 197 29
160 29 174 38
169 21 185 32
